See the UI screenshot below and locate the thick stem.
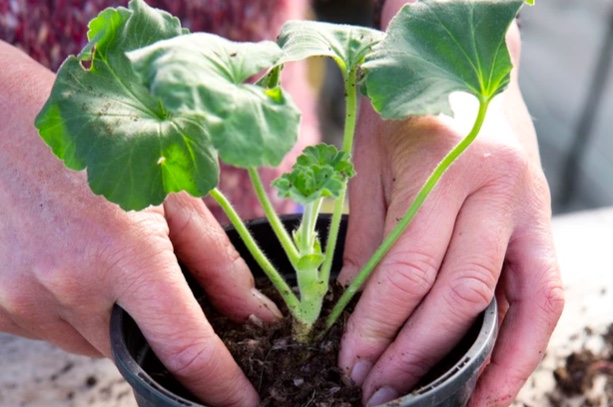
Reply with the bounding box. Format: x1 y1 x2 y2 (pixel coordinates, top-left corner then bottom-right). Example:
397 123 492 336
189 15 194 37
294 282 325 339
293 198 328 337
320 67 358 283
298 198 323 254
247 167 300 265
248 167 326 332
209 188 302 318
326 98 491 330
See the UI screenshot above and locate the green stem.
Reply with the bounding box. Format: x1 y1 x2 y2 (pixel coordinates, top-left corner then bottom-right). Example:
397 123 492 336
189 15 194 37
209 188 301 316
293 198 327 334
326 98 491 330
342 68 359 154
247 167 300 266
299 198 323 254
320 67 358 283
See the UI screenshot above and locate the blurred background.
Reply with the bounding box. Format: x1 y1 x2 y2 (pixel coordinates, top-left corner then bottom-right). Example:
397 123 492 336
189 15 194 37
313 0 613 215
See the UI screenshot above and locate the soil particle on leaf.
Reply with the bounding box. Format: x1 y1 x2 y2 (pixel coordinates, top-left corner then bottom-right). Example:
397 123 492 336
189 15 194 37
206 281 362 407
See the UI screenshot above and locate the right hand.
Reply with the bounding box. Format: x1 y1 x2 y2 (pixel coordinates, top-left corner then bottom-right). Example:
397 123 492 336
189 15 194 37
0 40 280 407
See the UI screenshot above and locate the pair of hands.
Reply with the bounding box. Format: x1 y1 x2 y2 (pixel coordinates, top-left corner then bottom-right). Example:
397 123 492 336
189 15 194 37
0 19 562 407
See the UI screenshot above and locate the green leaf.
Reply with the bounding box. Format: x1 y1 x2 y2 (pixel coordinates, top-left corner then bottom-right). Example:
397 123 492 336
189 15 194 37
293 230 324 269
277 20 384 76
273 144 355 205
35 0 218 210
128 33 301 168
297 253 325 271
363 0 524 119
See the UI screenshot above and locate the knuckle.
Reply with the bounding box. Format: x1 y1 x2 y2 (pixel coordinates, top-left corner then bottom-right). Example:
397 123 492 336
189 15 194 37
469 141 530 193
95 235 176 295
538 281 565 323
531 255 565 325
445 263 497 315
164 337 217 379
472 143 552 212
380 251 438 299
490 144 530 183
533 171 553 209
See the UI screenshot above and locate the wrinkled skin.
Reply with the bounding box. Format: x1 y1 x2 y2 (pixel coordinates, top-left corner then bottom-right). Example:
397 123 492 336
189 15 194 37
337 16 564 407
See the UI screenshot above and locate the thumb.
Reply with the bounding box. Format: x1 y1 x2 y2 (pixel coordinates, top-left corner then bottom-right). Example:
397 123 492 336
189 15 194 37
116 242 259 407
164 192 281 322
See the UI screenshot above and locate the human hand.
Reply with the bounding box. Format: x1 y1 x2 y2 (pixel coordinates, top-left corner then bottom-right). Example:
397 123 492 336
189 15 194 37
0 41 280 407
337 22 564 407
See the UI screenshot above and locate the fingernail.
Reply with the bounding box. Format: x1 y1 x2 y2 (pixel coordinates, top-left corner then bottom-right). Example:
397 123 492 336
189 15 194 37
250 288 282 319
367 387 399 407
350 360 373 386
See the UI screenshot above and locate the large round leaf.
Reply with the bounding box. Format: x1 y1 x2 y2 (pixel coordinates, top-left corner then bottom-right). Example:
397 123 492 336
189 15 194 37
363 0 525 119
127 33 301 168
35 0 218 210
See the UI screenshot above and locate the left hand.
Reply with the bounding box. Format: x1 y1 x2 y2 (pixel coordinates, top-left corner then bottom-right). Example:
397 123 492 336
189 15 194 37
337 22 564 407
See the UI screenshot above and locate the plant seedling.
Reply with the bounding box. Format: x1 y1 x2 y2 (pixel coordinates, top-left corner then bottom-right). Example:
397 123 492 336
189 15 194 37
35 0 532 342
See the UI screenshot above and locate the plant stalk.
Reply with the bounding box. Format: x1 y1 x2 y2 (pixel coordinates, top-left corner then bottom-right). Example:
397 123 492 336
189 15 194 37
248 167 301 265
292 197 329 338
320 67 359 283
209 187 302 316
325 98 491 330
299 198 323 254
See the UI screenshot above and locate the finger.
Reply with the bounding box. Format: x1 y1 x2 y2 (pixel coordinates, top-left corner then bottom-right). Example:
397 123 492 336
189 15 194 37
468 223 563 407
339 148 466 386
164 192 281 322
117 247 259 407
338 102 388 285
360 189 512 405
0 279 103 356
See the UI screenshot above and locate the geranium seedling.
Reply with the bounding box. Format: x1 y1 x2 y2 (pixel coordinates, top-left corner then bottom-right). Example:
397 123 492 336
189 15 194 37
36 0 531 341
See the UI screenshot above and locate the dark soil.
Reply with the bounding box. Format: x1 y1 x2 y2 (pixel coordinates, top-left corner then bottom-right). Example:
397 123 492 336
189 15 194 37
206 281 362 407
549 323 613 407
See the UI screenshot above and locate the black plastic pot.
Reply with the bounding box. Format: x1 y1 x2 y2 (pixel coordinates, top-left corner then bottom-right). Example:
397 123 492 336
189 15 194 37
111 215 497 407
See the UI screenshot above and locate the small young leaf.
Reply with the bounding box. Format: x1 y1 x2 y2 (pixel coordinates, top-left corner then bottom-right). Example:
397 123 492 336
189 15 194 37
273 144 355 205
35 0 218 210
128 33 301 168
363 0 524 119
277 20 384 77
